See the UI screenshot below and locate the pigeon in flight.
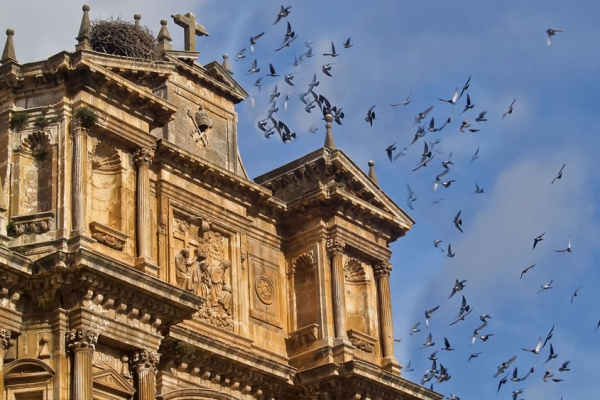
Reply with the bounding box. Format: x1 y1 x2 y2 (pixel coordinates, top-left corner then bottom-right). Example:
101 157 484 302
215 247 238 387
446 244 455 258
460 93 474 114
494 355 517 378
273 5 291 24
343 37 353 48
415 106 434 124
551 164 566 184
474 181 484 194
407 184 417 210
409 322 421 335
425 305 440 328
571 286 583 303
365 105 376 125
404 360 414 372
468 352 482 362
459 74 471 99
234 48 246 61
522 337 543 355
475 111 487 122
393 147 408 161
537 279 553 294
390 91 412 106
448 279 467 299
441 337 454 351
502 99 516 119
558 361 571 372
542 324 555 349
554 238 572 253
247 59 260 75
386 142 397 162
470 146 480 164
533 232 545 249
266 63 279 77
547 28 564 46
250 32 265 54
543 343 558 364
439 87 459 105
284 73 296 86
453 210 463 233
421 333 435 348
322 63 335 77
520 264 536 280
323 41 339 57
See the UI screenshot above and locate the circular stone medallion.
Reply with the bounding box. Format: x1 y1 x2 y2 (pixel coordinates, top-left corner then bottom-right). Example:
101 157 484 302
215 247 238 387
255 275 275 305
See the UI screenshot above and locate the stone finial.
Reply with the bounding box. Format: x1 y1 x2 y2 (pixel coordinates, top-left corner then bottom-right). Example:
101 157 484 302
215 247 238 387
1 29 17 65
76 5 92 51
323 114 336 149
156 19 172 52
134 14 141 28
221 53 233 75
368 160 378 185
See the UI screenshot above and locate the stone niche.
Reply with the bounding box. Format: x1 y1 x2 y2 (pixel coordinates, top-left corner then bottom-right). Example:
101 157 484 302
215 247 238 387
344 257 380 356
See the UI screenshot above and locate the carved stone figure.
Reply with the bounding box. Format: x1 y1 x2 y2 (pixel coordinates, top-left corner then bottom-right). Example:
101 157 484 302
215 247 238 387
209 259 230 307
191 250 211 299
175 249 194 291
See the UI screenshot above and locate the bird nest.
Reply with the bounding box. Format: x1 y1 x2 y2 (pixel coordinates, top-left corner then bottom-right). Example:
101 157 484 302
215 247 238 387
90 18 160 61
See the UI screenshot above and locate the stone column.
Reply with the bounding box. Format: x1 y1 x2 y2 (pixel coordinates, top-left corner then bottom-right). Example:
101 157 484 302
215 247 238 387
131 349 160 400
326 239 347 339
0 329 12 396
374 261 396 364
67 328 99 400
71 123 87 237
133 147 155 262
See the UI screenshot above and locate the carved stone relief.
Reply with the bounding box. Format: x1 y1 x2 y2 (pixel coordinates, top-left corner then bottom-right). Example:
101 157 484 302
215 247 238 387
173 215 233 331
17 130 53 214
187 105 213 147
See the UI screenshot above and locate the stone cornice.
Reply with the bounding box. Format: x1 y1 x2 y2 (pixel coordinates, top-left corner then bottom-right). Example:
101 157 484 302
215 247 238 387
155 139 286 214
169 324 296 384
296 360 443 400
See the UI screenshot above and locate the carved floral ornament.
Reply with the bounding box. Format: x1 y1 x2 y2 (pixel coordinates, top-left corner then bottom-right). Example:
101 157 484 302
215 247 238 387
254 275 274 305
131 349 160 371
373 260 392 277
132 146 155 166
326 238 345 255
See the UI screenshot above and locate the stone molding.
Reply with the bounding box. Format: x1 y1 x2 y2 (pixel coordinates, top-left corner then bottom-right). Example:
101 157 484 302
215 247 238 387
285 323 319 349
347 329 377 354
89 221 129 251
9 211 54 236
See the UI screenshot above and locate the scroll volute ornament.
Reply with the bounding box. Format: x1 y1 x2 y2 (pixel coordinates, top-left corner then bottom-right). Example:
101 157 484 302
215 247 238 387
326 238 345 255
66 328 99 350
131 349 160 371
373 260 392 277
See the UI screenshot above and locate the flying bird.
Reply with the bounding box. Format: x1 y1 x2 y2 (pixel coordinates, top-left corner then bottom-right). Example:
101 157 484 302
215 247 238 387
522 337 543 355
439 87 459 105
247 59 260 75
520 263 536 280
475 111 487 122
496 373 509 394
537 279 553 294
409 322 421 335
558 361 571 372
266 63 279 77
433 239 442 248
468 352 482 362
322 63 335 77
386 142 397 162
453 210 463 233
459 74 471 99
421 333 435 348
551 164 566 184
273 5 291 25
554 238 572 253
502 99 516 119
234 48 246 61
407 184 417 210
446 244 455 258
533 232 545 249
269 85 280 103
448 279 467 299
390 91 412 106
343 37 353 48
494 355 517 378
365 105 376 126
250 32 265 54
322 41 339 57
459 119 471 132
393 147 408 160
571 286 583 303
474 181 484 194
460 93 474 114
415 106 434 124
404 360 414 372
543 343 558 364
547 28 564 46
470 146 480 164
284 73 296 86
441 337 454 351
425 305 440 328
542 324 555 349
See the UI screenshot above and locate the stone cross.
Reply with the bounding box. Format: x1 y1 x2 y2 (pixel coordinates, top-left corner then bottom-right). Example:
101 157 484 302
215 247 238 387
171 12 209 52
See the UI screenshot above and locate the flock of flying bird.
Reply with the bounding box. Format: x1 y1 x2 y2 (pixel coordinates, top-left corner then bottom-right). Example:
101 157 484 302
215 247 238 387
226 5 588 400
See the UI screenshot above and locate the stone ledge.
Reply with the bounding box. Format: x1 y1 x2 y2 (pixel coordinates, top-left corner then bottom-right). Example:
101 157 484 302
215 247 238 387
89 221 129 251
10 212 54 236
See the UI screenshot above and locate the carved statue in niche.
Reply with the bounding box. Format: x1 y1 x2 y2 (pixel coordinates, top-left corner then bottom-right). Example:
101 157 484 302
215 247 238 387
175 248 194 291
187 105 213 147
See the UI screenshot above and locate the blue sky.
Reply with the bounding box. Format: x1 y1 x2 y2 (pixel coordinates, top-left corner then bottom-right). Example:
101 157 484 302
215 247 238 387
3 1 600 398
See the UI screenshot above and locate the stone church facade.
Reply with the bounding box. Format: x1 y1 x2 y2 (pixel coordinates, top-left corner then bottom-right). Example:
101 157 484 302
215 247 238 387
0 6 441 400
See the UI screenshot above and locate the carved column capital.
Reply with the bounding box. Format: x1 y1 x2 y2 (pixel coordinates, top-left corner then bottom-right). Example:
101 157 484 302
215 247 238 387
373 260 392 277
131 349 160 372
0 329 11 349
66 328 99 351
70 119 88 137
326 238 345 255
133 146 155 166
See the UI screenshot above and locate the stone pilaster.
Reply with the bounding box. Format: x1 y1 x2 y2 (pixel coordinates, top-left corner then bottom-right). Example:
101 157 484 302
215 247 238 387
71 122 88 237
373 261 401 373
133 147 155 265
0 329 12 397
67 328 98 400
326 239 347 340
131 349 160 400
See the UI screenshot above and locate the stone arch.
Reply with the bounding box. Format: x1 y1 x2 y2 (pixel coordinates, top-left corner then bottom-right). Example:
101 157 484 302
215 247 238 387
344 258 372 337
4 358 55 399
